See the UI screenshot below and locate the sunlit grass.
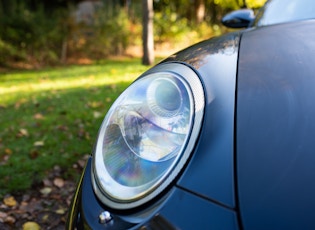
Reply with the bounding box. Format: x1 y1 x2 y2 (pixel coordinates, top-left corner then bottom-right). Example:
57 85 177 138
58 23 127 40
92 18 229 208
0 60 149 104
0 58 149 196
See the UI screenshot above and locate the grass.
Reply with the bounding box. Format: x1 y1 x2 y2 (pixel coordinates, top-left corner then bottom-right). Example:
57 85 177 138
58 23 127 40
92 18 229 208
0 58 150 196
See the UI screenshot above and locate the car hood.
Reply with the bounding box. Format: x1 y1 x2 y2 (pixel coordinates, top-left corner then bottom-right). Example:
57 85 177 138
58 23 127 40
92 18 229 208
164 20 315 229
237 20 315 229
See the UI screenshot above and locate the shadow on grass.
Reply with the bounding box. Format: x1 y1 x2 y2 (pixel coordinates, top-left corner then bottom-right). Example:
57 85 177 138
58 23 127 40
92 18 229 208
0 80 131 196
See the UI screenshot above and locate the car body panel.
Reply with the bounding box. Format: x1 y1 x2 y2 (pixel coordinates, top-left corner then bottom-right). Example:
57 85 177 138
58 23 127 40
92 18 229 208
69 157 239 229
153 187 238 230
237 20 315 229
165 32 239 208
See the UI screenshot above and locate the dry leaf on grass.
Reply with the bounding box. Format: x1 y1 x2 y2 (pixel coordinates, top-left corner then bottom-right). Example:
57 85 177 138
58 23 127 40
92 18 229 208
4 196 17 207
22 221 41 230
53 178 65 188
33 141 44 147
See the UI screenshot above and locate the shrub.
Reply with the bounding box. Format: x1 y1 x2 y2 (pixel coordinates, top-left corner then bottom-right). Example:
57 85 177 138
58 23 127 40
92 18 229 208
0 2 68 67
67 4 134 59
154 10 190 44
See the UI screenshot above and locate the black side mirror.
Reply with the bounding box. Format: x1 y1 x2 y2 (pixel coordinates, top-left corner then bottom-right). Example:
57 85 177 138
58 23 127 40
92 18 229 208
222 9 255 28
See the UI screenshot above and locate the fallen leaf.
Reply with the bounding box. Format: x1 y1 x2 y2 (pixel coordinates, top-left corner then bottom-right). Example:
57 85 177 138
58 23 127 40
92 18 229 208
0 211 7 220
77 159 87 168
93 111 102 118
4 148 12 155
85 132 90 140
87 101 103 108
54 165 62 173
34 141 44 147
54 178 65 188
41 214 50 222
18 129 29 137
5 215 16 225
42 178 52 187
55 208 66 215
33 113 44 120
29 150 39 159
0 155 10 165
23 221 41 230
4 196 17 207
40 187 52 195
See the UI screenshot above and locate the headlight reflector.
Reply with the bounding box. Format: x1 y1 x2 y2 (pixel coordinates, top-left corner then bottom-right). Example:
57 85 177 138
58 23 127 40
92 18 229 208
93 63 205 209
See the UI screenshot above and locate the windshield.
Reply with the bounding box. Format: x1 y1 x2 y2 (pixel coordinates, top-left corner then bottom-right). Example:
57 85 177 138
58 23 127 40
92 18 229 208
254 0 315 26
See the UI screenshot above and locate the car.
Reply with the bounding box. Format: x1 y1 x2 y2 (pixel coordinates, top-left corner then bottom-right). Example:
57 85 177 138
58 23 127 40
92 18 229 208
67 0 315 229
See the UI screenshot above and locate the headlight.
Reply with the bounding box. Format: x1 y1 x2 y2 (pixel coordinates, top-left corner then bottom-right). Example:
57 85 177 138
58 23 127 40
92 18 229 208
92 63 205 209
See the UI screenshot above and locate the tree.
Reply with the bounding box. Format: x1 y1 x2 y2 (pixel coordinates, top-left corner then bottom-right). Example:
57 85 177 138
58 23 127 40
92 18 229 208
142 0 154 65
195 0 205 24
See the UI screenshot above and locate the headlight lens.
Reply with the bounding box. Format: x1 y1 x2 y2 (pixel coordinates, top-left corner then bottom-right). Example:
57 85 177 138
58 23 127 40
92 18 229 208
93 63 205 209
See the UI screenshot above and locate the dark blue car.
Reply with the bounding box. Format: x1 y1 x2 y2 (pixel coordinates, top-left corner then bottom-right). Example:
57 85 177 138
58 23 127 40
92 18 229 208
67 0 315 229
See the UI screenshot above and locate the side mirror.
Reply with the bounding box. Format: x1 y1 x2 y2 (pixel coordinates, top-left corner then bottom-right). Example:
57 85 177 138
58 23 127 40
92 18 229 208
222 9 255 28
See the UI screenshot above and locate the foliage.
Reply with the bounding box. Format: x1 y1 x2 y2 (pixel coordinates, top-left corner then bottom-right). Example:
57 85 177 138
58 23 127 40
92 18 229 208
213 0 267 10
70 6 133 58
0 59 149 196
154 10 190 44
153 1 233 49
0 1 68 66
152 0 267 47
0 0 268 67
246 0 267 8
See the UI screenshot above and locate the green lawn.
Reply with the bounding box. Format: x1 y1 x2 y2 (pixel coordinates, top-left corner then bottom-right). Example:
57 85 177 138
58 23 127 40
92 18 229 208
0 59 150 196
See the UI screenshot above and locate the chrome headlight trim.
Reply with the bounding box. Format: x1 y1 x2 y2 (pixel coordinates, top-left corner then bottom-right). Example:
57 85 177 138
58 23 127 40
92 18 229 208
92 63 205 210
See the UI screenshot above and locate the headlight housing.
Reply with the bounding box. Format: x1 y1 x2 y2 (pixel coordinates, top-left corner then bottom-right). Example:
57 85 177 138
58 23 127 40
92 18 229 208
92 63 205 209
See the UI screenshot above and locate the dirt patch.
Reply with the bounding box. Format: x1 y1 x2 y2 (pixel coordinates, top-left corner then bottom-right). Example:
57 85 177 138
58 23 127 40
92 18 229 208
0 155 88 230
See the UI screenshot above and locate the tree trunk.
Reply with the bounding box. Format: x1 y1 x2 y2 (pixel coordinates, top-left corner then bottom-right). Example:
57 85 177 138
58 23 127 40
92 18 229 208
142 0 154 65
195 0 205 24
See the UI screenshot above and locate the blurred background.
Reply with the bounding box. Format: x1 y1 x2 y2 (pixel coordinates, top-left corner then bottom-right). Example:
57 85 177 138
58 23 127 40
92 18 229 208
0 0 266 67
0 0 266 229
